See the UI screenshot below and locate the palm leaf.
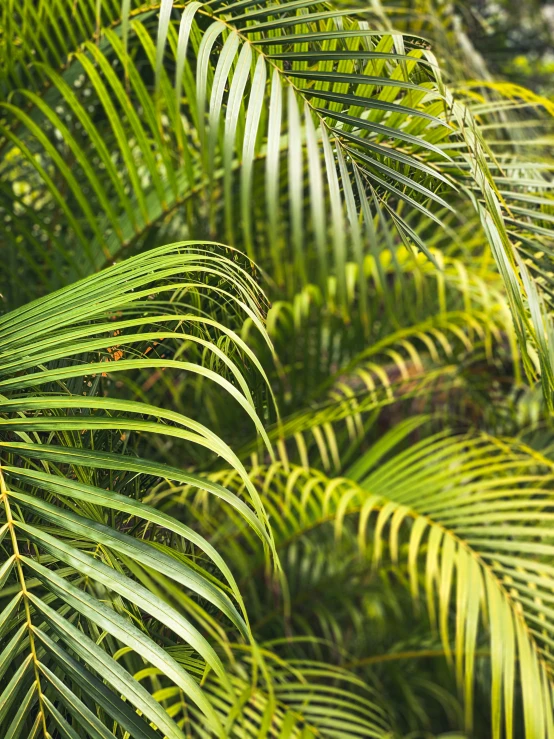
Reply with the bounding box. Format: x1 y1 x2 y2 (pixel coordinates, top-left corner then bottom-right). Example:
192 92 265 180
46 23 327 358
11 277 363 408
176 426 554 737
0 242 276 737
3 0 553 399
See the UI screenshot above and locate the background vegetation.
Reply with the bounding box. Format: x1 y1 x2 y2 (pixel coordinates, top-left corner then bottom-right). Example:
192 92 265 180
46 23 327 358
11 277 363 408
1 0 554 736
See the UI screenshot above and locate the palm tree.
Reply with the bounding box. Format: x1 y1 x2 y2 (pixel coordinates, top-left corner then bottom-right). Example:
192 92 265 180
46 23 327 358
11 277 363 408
1 0 553 736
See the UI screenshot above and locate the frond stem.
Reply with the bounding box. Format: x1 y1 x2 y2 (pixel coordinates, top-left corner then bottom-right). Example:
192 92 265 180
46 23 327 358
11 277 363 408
0 465 49 736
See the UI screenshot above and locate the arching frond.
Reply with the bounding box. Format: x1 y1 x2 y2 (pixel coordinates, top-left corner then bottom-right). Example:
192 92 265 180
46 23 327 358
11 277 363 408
0 243 278 737
167 426 554 737
2 0 554 398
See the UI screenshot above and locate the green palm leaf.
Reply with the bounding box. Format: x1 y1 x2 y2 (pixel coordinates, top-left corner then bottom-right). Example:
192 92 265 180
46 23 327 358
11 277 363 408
178 426 554 737
3 0 553 400
0 243 276 737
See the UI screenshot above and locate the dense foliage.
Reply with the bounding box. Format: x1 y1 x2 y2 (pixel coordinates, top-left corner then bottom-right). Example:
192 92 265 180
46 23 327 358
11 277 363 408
1 0 554 736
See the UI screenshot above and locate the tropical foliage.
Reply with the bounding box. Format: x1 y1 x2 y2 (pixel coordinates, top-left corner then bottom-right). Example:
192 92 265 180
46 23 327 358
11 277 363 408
1 0 554 736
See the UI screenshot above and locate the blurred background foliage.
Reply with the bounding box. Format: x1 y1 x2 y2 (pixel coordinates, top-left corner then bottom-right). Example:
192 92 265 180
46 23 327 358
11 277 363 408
461 0 554 95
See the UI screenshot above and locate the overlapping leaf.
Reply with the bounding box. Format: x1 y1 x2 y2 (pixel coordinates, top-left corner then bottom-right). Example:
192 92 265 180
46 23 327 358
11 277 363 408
0 243 276 737
174 426 554 737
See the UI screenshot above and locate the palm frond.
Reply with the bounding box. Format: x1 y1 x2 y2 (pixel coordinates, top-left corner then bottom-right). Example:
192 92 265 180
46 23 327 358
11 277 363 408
1 0 552 400
0 243 277 737
172 426 554 737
